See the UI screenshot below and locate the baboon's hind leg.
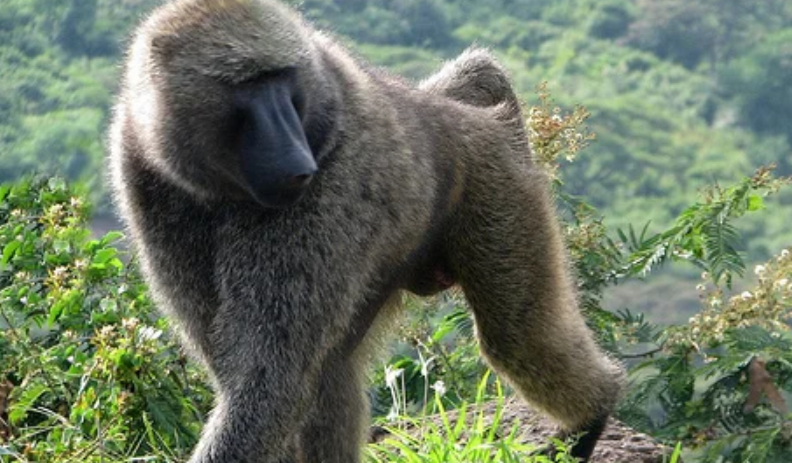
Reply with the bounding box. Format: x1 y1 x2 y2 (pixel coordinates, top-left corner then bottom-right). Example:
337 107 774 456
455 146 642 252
449 170 624 461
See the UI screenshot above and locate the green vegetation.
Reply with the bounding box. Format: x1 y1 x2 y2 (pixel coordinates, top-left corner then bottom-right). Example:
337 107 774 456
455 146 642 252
0 178 212 461
0 0 161 210
368 374 578 463
1 0 791 461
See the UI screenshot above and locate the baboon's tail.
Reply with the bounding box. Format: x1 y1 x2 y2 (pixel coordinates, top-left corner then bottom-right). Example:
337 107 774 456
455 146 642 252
419 47 522 122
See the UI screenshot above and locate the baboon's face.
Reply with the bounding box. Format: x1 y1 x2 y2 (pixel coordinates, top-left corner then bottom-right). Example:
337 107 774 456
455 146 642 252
138 0 321 207
221 67 317 207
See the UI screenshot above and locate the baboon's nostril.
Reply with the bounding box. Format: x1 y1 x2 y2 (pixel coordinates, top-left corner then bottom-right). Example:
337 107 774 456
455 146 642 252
290 173 314 188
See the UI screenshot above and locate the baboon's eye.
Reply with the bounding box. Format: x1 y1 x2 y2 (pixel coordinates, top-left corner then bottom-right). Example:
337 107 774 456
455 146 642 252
232 67 304 118
291 88 307 119
238 66 298 85
223 106 248 149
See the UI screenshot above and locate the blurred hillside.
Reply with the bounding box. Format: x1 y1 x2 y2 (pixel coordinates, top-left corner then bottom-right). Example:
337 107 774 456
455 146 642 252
1 0 791 320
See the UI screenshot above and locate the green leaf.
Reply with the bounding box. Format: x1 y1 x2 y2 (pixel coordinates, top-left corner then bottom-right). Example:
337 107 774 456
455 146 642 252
1 241 21 271
92 248 117 265
746 194 764 211
108 257 124 271
47 177 66 192
431 319 455 342
100 297 118 313
100 231 124 245
8 383 47 425
53 239 71 255
48 300 64 325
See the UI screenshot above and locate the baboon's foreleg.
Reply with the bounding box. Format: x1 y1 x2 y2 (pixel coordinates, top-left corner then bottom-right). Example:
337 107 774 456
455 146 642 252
188 303 322 463
188 241 357 462
449 168 624 462
296 351 368 463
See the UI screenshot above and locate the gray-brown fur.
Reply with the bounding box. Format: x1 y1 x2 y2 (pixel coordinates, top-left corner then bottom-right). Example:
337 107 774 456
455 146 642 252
108 1 624 462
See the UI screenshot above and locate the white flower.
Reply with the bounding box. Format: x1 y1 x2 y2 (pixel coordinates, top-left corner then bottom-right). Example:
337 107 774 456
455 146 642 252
740 291 753 300
122 317 140 330
696 284 706 291
418 352 434 378
754 265 767 276
386 408 399 421
138 326 163 342
384 366 403 389
701 271 710 280
431 380 447 397
781 249 790 259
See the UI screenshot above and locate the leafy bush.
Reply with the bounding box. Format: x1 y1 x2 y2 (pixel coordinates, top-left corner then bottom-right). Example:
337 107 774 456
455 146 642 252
624 0 719 69
719 30 792 152
0 178 212 462
302 0 455 49
586 0 635 40
623 248 792 462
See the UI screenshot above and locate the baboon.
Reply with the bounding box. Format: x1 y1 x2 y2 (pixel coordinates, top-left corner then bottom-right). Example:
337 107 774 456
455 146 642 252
109 0 625 462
